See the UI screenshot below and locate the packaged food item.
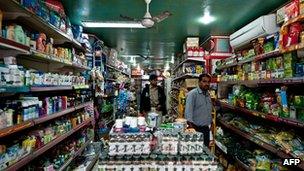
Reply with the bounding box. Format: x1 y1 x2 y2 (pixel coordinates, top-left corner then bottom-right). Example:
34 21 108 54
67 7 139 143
0 10 3 36
284 0 300 21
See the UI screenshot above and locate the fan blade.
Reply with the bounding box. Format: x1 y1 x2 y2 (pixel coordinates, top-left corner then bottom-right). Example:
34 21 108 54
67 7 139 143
152 11 172 23
120 14 139 21
136 54 148 60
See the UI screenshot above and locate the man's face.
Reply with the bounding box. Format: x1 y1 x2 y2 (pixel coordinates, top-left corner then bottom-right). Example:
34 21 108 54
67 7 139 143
199 77 211 90
150 79 157 87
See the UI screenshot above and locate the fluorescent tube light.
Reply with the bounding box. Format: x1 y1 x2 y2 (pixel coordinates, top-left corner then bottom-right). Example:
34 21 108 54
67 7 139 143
82 21 146 28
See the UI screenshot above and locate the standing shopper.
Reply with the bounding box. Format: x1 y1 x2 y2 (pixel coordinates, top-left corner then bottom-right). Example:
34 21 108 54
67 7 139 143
185 73 212 147
140 74 167 116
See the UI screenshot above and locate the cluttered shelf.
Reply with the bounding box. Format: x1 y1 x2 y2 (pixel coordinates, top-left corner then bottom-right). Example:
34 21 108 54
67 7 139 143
105 64 130 76
0 101 93 138
172 73 200 82
58 137 93 171
0 36 30 53
85 155 99 171
219 100 304 128
0 0 84 51
173 56 205 72
217 50 280 70
0 85 90 94
219 77 304 85
5 118 92 171
215 140 251 171
217 119 304 170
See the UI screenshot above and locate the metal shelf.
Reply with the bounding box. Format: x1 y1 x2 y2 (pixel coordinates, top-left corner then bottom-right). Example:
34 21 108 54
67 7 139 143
219 101 304 128
5 118 92 171
219 77 304 86
0 101 93 138
0 0 84 51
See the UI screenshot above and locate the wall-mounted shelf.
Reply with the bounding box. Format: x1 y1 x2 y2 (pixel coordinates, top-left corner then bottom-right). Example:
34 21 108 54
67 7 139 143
0 37 30 53
5 118 92 171
0 101 93 138
218 119 304 170
219 100 304 128
0 0 85 52
173 56 205 72
172 73 200 82
219 77 304 86
105 64 130 76
217 50 280 70
58 137 93 171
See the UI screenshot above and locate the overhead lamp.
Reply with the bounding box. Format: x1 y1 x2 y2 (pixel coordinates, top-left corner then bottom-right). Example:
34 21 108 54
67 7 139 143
199 6 216 25
82 21 146 28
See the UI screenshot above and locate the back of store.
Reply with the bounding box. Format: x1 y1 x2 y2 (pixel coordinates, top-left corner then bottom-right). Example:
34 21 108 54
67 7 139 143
0 0 304 170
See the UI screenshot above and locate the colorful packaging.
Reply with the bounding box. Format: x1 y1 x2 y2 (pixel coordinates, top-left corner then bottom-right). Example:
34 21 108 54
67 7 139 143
284 0 300 21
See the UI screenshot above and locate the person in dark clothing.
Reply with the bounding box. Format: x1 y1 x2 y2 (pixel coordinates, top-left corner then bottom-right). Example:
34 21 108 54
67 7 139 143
140 74 167 115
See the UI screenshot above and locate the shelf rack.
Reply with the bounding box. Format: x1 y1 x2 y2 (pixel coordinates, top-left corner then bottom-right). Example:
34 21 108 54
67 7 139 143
5 118 93 171
219 100 304 128
0 101 93 138
0 0 85 51
173 56 205 72
219 77 304 86
218 119 304 170
172 73 200 82
105 64 130 76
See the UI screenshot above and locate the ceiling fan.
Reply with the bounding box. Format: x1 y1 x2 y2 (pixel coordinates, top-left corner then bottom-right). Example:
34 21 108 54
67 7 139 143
120 0 172 28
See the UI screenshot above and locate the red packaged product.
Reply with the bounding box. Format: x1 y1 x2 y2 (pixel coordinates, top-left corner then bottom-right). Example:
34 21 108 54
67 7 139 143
285 0 300 21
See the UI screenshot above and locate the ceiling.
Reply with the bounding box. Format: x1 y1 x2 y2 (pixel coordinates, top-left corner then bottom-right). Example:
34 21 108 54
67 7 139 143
62 0 286 68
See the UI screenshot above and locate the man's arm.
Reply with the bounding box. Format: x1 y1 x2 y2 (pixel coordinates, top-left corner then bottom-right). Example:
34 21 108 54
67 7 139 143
185 92 195 127
140 89 145 114
159 87 167 115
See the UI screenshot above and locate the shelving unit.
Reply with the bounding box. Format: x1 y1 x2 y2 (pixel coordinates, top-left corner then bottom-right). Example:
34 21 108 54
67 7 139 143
0 101 93 138
219 100 304 128
173 56 205 72
0 0 84 51
217 119 304 170
58 137 94 171
0 36 30 53
217 50 280 70
5 118 93 171
220 77 304 85
105 64 130 77
172 73 200 82
85 155 99 171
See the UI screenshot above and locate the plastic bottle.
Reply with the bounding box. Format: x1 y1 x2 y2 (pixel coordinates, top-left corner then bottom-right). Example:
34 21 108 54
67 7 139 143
25 71 31 86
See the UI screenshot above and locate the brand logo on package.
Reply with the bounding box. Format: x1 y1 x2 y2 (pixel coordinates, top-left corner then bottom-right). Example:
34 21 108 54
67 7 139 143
282 158 301 166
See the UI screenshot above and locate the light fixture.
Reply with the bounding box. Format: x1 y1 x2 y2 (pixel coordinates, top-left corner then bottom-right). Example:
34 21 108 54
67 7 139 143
164 63 170 71
199 6 216 25
82 21 146 28
137 64 141 70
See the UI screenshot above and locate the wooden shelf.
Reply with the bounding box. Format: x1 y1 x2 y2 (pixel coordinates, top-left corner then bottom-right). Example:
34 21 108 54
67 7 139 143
172 73 200 82
5 118 92 171
219 101 304 129
0 36 30 53
219 77 304 85
173 56 205 72
0 0 84 51
218 119 304 170
58 137 93 171
218 50 280 70
0 101 93 138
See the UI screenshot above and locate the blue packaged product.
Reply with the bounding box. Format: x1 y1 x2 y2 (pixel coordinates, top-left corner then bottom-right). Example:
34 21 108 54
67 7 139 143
274 32 280 50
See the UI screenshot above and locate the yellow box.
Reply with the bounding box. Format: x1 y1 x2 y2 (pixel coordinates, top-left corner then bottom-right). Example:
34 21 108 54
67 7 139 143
185 78 198 88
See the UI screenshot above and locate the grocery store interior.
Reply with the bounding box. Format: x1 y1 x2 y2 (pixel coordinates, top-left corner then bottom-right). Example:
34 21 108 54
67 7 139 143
1 0 304 170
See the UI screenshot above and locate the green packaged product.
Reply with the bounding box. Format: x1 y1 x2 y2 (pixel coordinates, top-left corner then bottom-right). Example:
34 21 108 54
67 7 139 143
297 109 304 121
263 42 274 53
284 69 294 78
283 53 294 69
